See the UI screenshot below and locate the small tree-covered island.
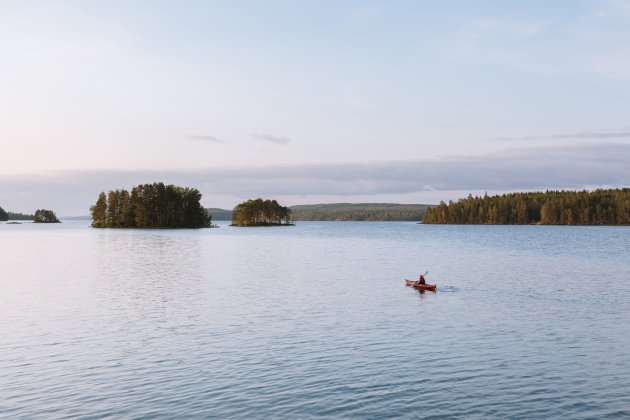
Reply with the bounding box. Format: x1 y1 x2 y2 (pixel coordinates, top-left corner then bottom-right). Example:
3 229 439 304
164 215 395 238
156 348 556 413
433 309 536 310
231 198 293 226
90 182 212 228
33 209 60 223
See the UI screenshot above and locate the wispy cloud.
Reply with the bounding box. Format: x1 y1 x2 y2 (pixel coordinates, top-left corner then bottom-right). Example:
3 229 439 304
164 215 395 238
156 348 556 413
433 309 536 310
442 12 630 89
467 18 547 40
444 17 550 67
596 0 630 18
2 143 629 215
348 5 379 22
186 134 228 143
251 133 291 145
485 131 630 142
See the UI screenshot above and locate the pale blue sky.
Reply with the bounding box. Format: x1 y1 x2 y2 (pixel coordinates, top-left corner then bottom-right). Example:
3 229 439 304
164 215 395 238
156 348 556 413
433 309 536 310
1 1 630 214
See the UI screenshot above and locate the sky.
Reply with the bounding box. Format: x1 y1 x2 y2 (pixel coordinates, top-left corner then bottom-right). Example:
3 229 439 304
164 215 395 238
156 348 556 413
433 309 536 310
1 0 630 215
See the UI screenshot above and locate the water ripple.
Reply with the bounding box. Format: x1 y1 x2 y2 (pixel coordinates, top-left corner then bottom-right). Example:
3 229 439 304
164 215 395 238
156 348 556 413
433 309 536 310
1 222 629 418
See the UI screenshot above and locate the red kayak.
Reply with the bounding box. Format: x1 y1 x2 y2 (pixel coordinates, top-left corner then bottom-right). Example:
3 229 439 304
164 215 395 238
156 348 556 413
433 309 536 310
405 279 437 292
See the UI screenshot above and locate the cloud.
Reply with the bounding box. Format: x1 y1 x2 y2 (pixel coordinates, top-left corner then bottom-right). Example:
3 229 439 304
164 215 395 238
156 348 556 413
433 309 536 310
2 143 629 215
596 0 630 18
443 17 550 68
186 134 228 143
349 5 379 22
442 13 630 89
467 18 547 40
485 131 630 142
251 133 291 145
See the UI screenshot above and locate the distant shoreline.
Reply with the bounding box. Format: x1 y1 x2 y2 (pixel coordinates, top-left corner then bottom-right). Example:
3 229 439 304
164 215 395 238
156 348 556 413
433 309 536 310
423 189 630 226
211 203 433 222
229 223 295 227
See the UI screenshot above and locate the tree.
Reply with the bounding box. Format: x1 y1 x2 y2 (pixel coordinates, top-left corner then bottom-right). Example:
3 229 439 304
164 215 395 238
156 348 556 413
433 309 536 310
106 190 121 227
0 206 7 221
33 209 60 223
90 192 108 227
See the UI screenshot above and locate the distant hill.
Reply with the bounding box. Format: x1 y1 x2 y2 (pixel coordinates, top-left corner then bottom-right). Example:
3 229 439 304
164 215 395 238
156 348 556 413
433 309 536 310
207 208 233 221
61 215 92 221
208 203 432 222
290 203 432 221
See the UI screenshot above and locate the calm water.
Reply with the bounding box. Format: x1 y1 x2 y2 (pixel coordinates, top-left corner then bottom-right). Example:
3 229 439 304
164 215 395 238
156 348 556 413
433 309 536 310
1 221 629 418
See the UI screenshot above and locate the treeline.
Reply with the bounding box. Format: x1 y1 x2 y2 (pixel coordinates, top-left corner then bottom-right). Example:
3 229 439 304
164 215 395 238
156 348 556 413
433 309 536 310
290 203 431 221
90 182 212 228
423 189 630 225
231 198 292 226
8 212 35 220
0 206 36 221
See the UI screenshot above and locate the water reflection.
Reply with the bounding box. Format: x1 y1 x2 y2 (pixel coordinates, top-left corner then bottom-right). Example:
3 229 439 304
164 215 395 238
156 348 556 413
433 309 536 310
94 231 204 323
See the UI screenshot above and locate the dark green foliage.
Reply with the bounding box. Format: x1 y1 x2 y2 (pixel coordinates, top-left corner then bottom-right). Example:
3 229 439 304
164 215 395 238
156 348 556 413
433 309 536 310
7 212 35 220
423 189 630 225
1 206 39 221
33 209 60 223
290 203 432 221
90 182 212 228
231 198 292 226
90 192 108 227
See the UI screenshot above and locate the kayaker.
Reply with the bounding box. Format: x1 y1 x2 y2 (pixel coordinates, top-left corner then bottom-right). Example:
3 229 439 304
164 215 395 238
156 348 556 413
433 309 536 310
418 274 426 285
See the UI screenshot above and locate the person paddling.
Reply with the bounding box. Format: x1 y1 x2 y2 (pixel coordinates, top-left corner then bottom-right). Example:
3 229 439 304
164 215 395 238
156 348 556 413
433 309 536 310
417 270 428 285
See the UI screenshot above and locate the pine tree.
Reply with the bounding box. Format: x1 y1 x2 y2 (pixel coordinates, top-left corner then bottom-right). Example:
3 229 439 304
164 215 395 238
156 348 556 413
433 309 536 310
90 192 108 227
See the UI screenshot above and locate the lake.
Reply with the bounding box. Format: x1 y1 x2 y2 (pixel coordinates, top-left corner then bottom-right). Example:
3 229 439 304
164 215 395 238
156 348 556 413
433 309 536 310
1 221 629 418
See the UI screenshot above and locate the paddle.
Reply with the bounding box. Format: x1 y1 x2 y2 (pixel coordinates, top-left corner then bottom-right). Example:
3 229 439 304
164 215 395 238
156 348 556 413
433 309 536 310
405 271 429 285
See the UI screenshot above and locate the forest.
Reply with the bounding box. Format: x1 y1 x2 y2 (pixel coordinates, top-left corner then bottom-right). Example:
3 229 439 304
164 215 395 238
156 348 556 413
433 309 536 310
7 211 35 220
422 189 630 225
90 182 212 228
0 207 34 221
231 199 292 226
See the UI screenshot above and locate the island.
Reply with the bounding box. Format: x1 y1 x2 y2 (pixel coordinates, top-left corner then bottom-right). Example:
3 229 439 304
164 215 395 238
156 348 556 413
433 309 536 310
422 188 630 225
231 198 293 226
90 182 212 228
33 209 60 223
